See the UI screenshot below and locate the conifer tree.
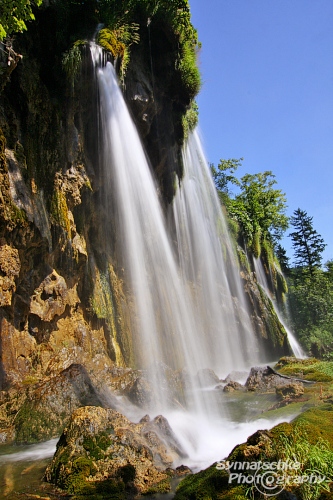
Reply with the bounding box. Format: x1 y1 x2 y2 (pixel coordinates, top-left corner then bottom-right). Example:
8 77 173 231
289 208 326 274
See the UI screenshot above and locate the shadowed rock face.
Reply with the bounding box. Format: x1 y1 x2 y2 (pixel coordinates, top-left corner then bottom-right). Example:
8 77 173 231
45 405 187 495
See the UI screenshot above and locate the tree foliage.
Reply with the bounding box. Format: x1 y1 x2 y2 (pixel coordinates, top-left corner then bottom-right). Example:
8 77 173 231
288 264 333 359
0 0 42 41
287 212 332 359
289 208 326 275
212 159 288 257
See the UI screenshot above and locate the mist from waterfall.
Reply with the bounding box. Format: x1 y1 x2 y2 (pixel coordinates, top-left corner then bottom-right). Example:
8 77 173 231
253 257 305 359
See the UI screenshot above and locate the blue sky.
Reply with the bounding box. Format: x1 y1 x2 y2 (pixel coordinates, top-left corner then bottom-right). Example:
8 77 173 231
189 0 333 264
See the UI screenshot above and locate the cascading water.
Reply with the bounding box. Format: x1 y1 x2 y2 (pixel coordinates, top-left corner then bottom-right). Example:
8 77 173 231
89 43 295 468
172 131 261 374
91 44 214 416
253 257 305 359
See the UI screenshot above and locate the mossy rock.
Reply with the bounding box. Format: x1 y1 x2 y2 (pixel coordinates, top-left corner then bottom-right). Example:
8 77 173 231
275 358 333 382
14 401 60 443
174 463 231 500
143 478 171 495
82 430 113 460
293 407 333 447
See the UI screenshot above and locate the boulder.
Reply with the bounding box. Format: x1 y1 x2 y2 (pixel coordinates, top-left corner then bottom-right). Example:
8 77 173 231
14 364 104 443
30 270 79 322
223 380 244 393
276 382 304 400
245 366 297 392
196 368 220 387
45 406 187 496
126 376 153 408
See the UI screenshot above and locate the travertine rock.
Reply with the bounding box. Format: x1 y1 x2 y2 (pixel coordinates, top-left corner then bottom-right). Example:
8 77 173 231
0 244 20 306
45 405 186 495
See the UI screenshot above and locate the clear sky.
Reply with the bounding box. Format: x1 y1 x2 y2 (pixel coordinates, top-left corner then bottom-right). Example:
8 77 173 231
189 0 333 264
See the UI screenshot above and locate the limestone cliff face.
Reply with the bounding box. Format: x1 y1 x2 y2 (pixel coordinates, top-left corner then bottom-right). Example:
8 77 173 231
0 2 194 395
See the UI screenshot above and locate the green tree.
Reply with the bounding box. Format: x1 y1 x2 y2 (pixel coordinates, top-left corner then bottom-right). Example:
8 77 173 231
274 243 290 274
212 160 288 257
211 158 242 197
287 213 332 359
289 208 326 275
234 171 288 247
0 0 42 41
288 265 333 359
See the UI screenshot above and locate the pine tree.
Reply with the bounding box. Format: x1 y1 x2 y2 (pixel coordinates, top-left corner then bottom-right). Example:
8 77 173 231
289 208 326 274
274 244 290 274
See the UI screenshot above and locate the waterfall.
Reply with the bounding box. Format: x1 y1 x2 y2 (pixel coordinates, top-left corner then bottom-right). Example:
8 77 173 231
253 257 305 359
89 43 293 467
171 131 261 373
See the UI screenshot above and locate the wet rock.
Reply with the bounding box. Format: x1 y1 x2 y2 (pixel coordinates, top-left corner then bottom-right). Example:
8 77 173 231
126 376 153 408
45 405 186 495
0 244 20 306
276 382 304 400
14 364 104 443
245 366 296 392
225 370 249 384
0 317 37 386
223 380 244 392
174 465 192 476
30 270 79 321
196 368 220 387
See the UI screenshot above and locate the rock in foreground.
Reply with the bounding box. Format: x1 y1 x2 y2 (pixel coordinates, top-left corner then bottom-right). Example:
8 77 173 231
45 406 186 497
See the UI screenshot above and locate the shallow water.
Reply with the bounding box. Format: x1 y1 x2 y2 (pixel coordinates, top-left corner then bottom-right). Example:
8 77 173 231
0 394 299 499
0 440 60 499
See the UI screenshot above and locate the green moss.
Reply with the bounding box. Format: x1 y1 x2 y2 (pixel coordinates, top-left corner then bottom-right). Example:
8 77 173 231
50 188 71 236
14 401 57 443
65 457 96 495
276 358 333 382
293 408 333 447
0 129 29 230
62 42 84 88
144 478 171 495
177 42 201 100
259 400 305 421
258 284 287 348
82 431 112 460
97 24 139 81
251 230 261 258
237 246 250 273
182 100 199 139
52 454 126 497
174 464 231 500
97 28 126 59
